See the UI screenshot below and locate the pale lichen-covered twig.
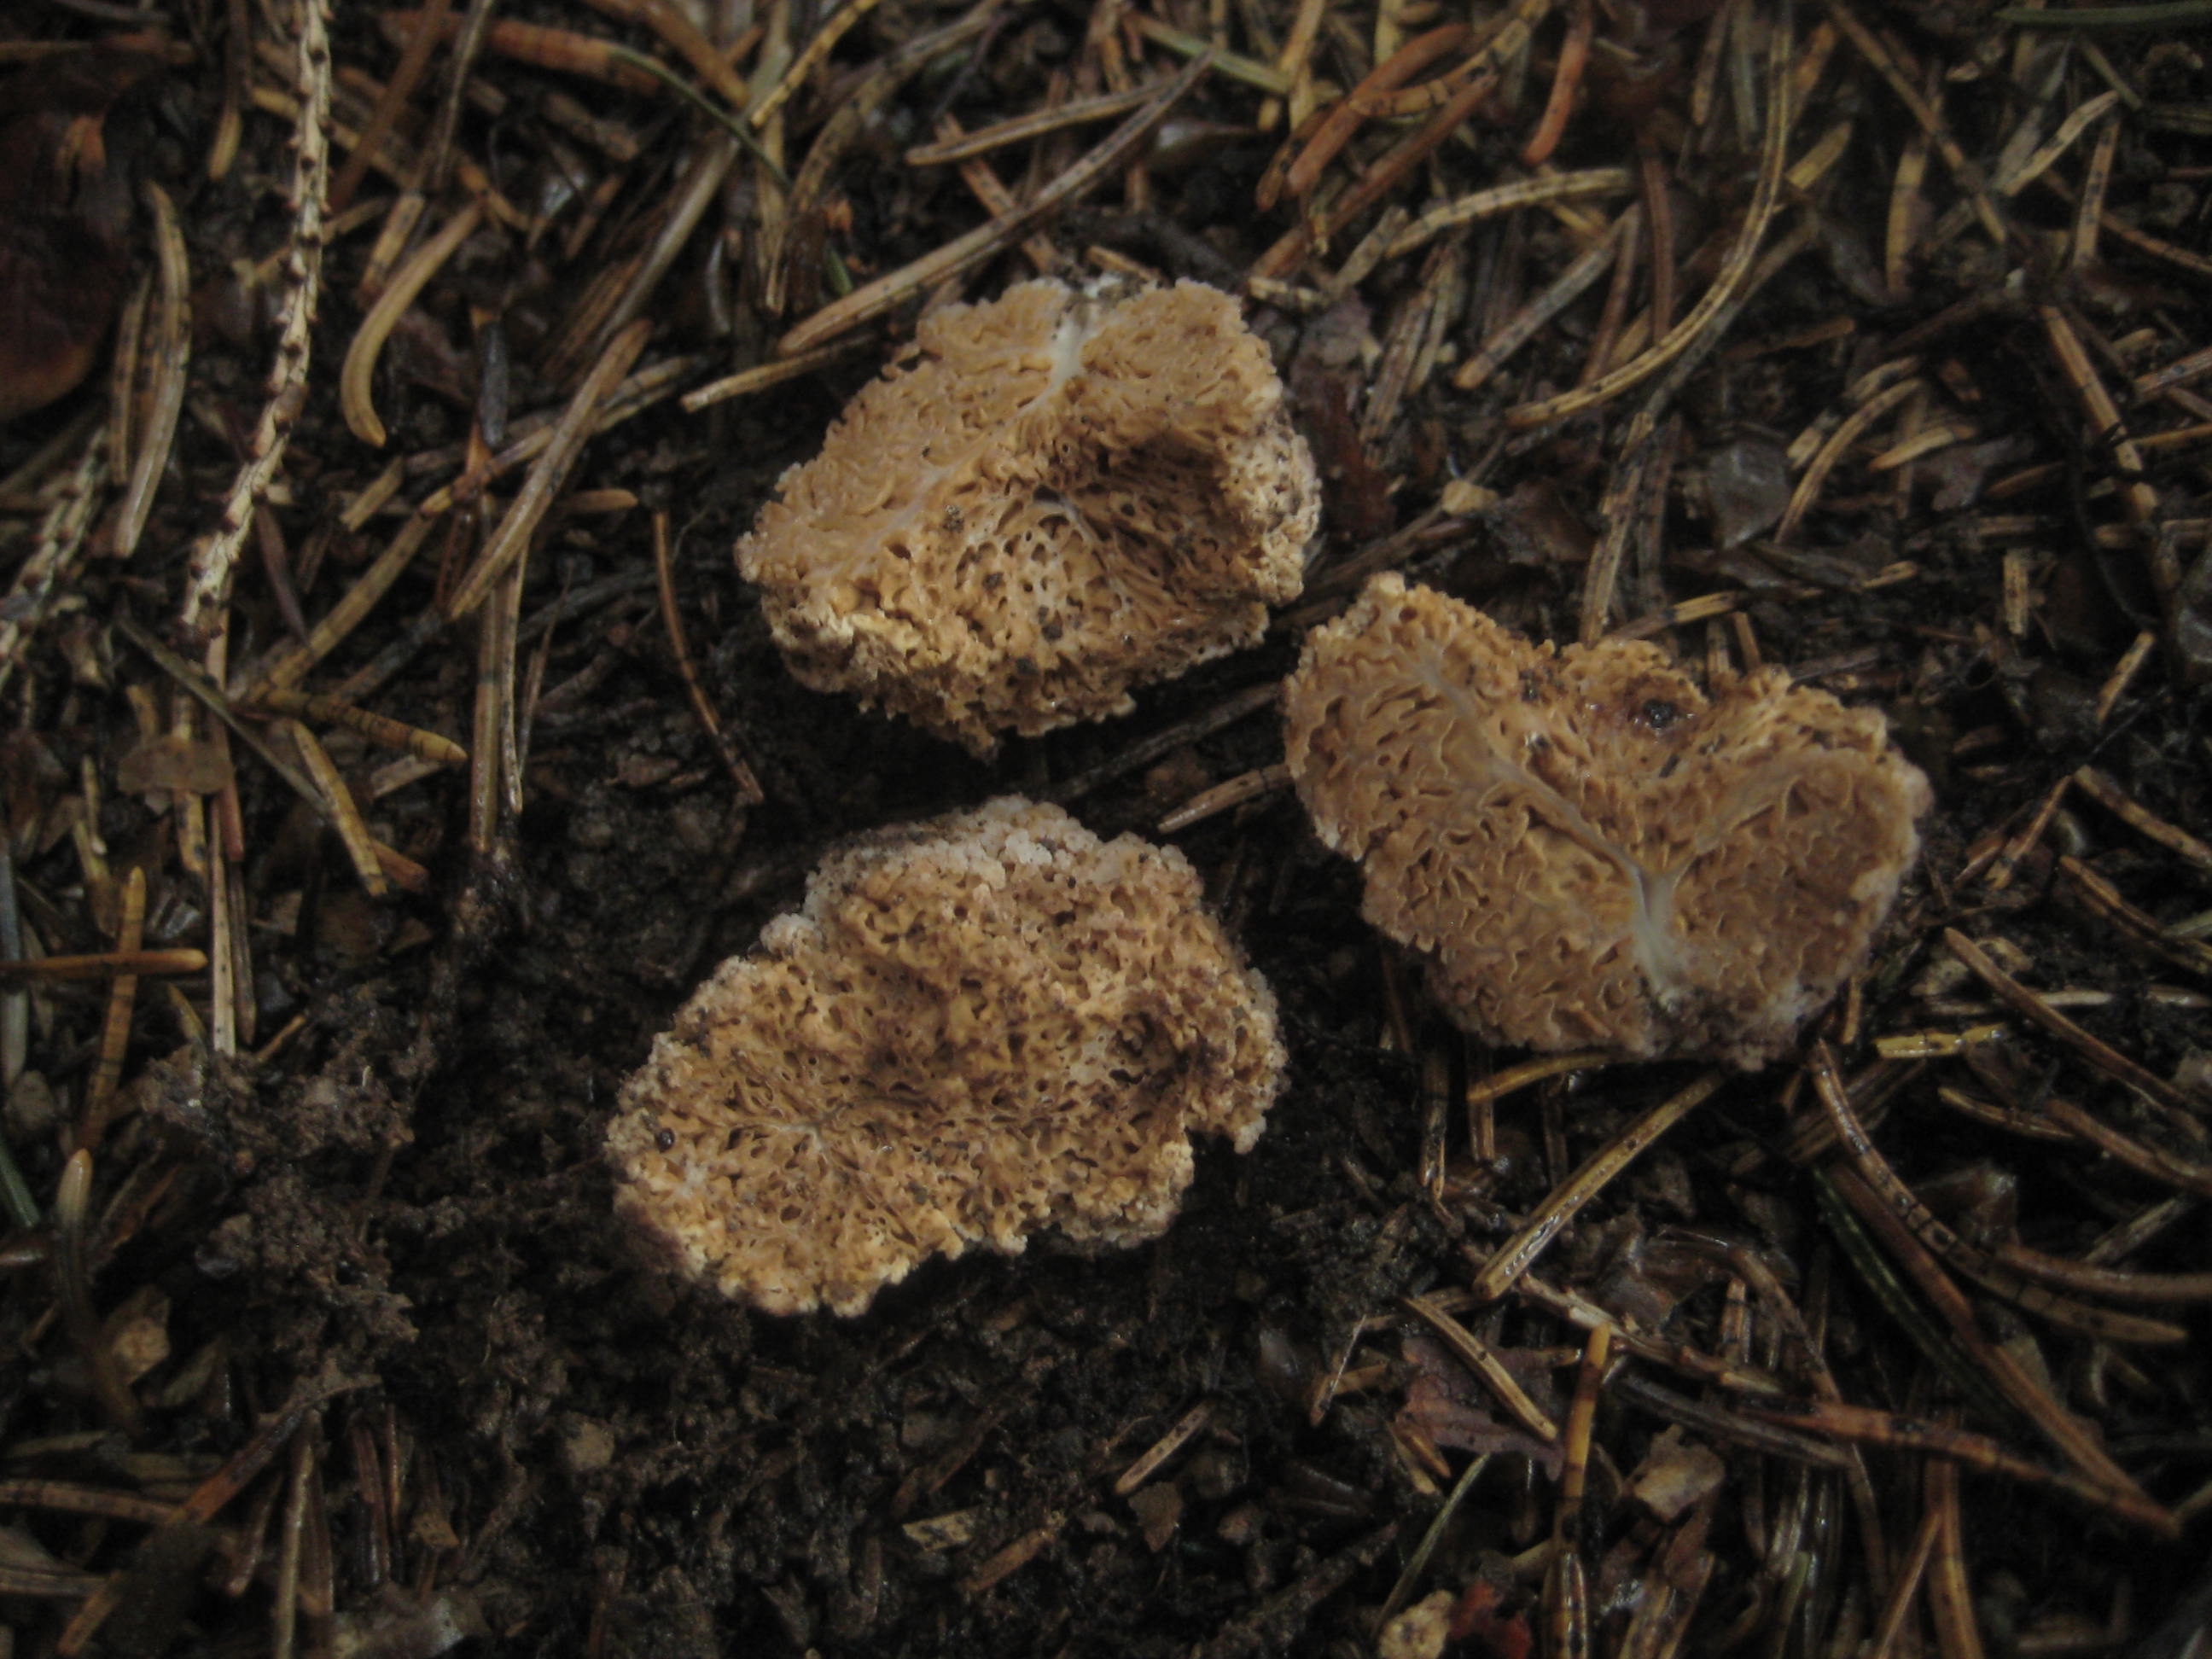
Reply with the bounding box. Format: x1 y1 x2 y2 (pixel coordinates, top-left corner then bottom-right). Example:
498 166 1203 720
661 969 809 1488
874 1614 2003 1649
0 430 107 700
181 0 332 636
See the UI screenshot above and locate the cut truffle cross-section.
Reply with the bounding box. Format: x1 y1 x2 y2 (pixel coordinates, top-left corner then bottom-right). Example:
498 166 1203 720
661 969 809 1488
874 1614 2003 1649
607 798 1286 1317
739 277 1318 754
1282 575 1931 1068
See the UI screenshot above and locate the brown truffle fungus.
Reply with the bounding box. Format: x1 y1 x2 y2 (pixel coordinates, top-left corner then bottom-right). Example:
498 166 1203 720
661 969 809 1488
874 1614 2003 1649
607 798 1285 1316
1283 576 1931 1068
738 278 1318 754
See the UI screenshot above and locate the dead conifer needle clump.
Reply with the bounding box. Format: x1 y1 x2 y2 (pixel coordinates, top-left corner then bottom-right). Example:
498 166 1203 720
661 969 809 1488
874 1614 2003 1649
1284 576 1931 1068
739 278 1318 754
607 798 1286 1316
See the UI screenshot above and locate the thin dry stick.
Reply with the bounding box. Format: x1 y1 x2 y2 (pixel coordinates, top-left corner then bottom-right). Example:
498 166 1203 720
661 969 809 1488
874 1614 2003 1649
207 0 248 178
244 513 435 697
1155 763 1292 834
493 557 527 822
652 513 763 806
1739 1397 2173 1536
940 114 1059 274
1453 207 1633 393
0 950 207 983
1551 1321 1611 1546
907 84 1157 165
1924 1446 1988 1659
2137 343 2212 399
2069 106 2122 271
1981 773 2069 891
1611 1372 1853 1470
1361 242 1461 443
1999 1229 2212 1305
181 0 331 634
2069 765 2212 873
759 11 1002 311
1865 1503 1942 1659
2037 166 2212 282
58 1373 367 1656
1400 1294 1561 1442
2093 630 2157 725
1248 36 1514 282
2040 303 2161 532
209 847 241 1056
1262 20 1472 208
1266 0 1328 126
1046 683 1281 805
1883 83 1932 300
1466 1051 1615 1111
1579 185 1643 383
328 0 451 212
1522 0 1593 166
51 1152 144 1439
1541 1544 1591 1659
1725 1246 1890 1598
2058 854 2212 978
466 564 511 854
1998 89 2120 199
548 132 736 387
283 722 393 898
1503 1274 1782 1396
1813 1093 2159 1502
109 183 190 561
1113 1402 1214 1498
0 1482 181 1527
1810 1055 2182 1345
779 51 1214 354
1577 217 1818 643
340 200 486 447
0 434 108 698
589 0 757 108
1505 4 1790 428
412 352 706 515
374 9 663 93
1583 439 1651 649
750 0 888 127
253 688 467 765
2033 1088 2212 1206
1944 928 2205 1123
1825 0 2005 244
101 272 143 490
684 343 870 411
113 616 426 892
1776 377 1924 539
77 869 146 1155
271 1429 314 1659
1124 12 1284 94
445 318 651 620
1470 1073 1723 1302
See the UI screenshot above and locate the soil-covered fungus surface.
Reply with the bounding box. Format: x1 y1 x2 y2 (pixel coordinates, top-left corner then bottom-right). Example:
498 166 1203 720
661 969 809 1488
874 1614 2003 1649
3 2 2212 1656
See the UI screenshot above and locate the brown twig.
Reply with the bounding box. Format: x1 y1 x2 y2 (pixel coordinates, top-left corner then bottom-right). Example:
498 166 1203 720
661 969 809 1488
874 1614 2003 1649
779 51 1214 354
1470 1073 1723 1302
651 512 763 806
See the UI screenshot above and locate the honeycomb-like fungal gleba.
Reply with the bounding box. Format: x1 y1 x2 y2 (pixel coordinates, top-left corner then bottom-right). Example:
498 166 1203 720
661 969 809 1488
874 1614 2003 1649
1282 575 1931 1068
607 798 1286 1316
738 277 1318 754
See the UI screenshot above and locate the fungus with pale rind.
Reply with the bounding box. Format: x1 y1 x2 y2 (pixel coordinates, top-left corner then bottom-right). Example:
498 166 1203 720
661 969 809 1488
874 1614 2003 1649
606 798 1286 1317
738 277 1318 754
1282 575 1931 1068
